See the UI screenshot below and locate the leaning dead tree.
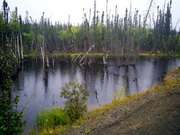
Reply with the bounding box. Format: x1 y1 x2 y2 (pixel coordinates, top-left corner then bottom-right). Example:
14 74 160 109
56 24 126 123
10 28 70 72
73 52 82 63
79 44 94 66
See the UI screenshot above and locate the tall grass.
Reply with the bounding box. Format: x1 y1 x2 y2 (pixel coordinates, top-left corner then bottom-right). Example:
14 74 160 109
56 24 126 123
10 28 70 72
36 107 70 131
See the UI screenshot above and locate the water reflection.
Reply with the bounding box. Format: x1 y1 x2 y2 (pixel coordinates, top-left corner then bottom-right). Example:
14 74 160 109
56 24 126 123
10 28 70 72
12 56 180 132
43 66 49 93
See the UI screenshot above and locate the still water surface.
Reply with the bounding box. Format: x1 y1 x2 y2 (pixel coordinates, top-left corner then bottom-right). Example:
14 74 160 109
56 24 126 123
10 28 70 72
12 56 180 132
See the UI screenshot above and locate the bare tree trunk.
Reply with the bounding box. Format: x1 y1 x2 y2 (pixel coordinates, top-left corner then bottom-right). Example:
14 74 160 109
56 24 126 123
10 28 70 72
20 32 24 60
31 34 35 52
103 51 108 65
41 47 45 64
41 34 45 64
16 35 20 62
46 55 49 68
73 52 82 63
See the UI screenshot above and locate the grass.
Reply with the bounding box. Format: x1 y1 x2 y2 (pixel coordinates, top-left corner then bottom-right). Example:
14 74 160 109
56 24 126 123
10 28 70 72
139 52 180 57
51 53 105 57
23 53 35 57
36 107 70 132
51 53 79 57
23 52 180 59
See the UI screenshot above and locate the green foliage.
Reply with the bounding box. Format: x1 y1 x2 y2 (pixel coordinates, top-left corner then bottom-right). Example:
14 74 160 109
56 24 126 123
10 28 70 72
70 26 78 34
36 107 70 130
22 31 34 53
0 92 25 134
58 30 71 41
60 81 89 122
37 33 44 42
0 45 25 134
23 32 33 40
0 45 17 89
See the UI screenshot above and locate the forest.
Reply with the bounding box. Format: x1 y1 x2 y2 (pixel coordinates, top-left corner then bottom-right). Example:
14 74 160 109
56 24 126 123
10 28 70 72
0 0 180 60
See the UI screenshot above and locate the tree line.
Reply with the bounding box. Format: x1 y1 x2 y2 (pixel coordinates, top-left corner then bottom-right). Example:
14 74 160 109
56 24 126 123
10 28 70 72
1 0 180 59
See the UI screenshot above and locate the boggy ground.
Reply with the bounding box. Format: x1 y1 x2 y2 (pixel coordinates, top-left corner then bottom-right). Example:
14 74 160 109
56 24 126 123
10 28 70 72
61 67 180 135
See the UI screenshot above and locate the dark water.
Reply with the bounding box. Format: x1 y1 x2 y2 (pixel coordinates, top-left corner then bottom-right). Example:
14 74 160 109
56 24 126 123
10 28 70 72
12 56 180 132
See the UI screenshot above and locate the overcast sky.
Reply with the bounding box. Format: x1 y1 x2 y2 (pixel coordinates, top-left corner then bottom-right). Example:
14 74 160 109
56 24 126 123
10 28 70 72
1 0 180 29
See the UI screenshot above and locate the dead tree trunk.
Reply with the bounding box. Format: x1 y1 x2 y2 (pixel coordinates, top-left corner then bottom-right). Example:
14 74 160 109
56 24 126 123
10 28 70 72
73 52 82 63
20 32 24 60
79 44 94 65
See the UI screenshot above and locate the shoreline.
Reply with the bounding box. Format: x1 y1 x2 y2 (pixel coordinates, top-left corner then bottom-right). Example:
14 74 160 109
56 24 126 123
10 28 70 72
24 52 180 58
31 67 180 135
60 67 180 135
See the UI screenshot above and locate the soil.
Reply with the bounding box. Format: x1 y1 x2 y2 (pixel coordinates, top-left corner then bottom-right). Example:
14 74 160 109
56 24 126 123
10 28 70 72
61 68 180 135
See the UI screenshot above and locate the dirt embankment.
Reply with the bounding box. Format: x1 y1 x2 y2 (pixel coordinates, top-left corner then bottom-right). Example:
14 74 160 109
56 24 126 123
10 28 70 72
62 67 180 135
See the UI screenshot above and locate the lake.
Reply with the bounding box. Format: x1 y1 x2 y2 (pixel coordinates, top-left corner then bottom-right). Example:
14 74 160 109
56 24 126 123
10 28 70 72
12 56 180 132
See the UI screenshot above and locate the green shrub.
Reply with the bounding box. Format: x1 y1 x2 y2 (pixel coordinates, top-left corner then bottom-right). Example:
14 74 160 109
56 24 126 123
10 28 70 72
0 91 25 135
60 81 89 122
36 107 70 130
0 45 25 134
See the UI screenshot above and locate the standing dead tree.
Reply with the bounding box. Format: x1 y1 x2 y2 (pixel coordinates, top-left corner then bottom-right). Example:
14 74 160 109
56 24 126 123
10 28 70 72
143 0 154 27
